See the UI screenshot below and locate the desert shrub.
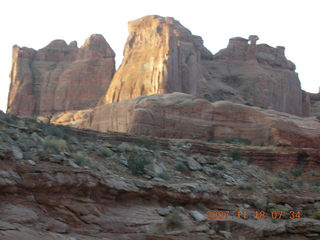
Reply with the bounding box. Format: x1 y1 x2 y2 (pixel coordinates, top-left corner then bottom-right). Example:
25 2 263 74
291 168 304 177
237 182 254 190
225 137 251 146
228 148 242 161
272 178 292 190
165 211 184 230
73 151 91 166
137 136 159 150
158 172 170 181
45 125 70 140
43 136 67 153
97 147 114 158
127 154 146 176
175 162 188 174
277 169 288 178
310 211 320 220
243 156 254 164
214 161 227 171
118 142 140 152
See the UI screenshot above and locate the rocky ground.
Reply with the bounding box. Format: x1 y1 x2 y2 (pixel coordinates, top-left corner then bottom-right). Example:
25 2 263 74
0 111 320 240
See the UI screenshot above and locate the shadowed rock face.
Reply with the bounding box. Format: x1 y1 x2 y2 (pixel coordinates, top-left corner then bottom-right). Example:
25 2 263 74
101 15 212 104
204 37 305 116
309 92 320 116
7 34 115 116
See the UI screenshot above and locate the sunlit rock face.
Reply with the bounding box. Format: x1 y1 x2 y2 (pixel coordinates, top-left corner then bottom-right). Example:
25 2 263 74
102 15 212 104
7 34 115 116
102 15 306 116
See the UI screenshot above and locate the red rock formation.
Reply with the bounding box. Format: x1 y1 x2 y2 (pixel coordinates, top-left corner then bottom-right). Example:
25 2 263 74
101 15 212 104
51 93 320 149
100 15 307 117
7 34 115 116
203 36 305 116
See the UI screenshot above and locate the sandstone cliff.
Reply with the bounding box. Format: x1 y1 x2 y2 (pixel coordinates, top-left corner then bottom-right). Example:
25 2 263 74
7 34 115 116
102 15 212 104
99 16 307 117
203 36 305 116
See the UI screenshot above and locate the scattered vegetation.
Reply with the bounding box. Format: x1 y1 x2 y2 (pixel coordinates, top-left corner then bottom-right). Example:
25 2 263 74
43 136 67 153
225 137 251 146
127 154 146 176
237 182 254 190
272 178 293 191
97 147 114 158
214 161 227 171
73 151 91 166
291 168 304 177
310 211 320 220
44 124 70 140
137 136 160 150
229 148 242 161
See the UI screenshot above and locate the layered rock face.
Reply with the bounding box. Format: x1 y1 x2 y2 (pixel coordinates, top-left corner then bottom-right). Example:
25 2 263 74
102 15 212 104
201 36 305 116
1 113 320 239
7 34 115 116
309 92 320 116
101 15 306 117
52 93 320 149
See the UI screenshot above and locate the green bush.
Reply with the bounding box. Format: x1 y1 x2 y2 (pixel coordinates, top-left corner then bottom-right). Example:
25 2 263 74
291 168 304 177
43 137 67 153
73 151 91 166
127 154 146 176
137 136 159 150
225 137 251 146
238 182 254 190
45 125 70 140
229 148 242 161
273 179 292 190
97 147 114 158
310 211 320 220
214 162 227 171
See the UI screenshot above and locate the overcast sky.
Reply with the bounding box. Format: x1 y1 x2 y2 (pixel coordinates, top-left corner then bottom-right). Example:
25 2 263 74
1 0 319 112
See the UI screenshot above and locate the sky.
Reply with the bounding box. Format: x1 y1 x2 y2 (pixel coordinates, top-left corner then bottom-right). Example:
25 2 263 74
0 0 319 112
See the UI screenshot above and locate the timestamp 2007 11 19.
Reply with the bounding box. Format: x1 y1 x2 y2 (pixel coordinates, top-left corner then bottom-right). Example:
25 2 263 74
206 210 302 220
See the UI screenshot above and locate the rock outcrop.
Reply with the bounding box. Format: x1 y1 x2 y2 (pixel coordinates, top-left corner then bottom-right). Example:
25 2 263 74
7 34 115 116
7 15 311 118
100 15 307 117
309 91 320 117
52 93 320 149
102 15 211 104
203 36 305 116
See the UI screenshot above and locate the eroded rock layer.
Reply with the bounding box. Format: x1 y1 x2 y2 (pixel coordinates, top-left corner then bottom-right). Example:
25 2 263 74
7 34 115 116
51 93 320 149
